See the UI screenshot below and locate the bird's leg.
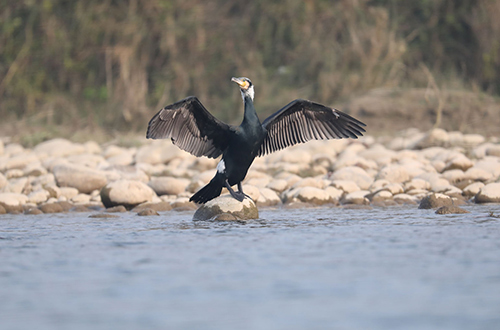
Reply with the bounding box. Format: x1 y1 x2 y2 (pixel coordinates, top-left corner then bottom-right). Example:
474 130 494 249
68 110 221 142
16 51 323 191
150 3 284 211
225 180 244 202
237 182 253 200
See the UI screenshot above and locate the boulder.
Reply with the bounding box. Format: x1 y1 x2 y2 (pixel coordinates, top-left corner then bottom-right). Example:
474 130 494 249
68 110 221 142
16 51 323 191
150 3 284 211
292 186 334 205
53 163 108 194
39 203 64 213
27 189 50 204
435 206 470 214
443 154 473 172
418 193 453 209
192 194 258 221
0 152 39 171
475 183 500 203
462 182 485 198
100 180 155 209
0 192 28 207
0 173 7 190
342 190 370 205
376 164 411 184
331 180 360 194
137 208 160 216
331 166 373 190
33 138 86 157
147 177 190 196
132 201 173 212
266 179 288 193
256 187 282 207
393 193 418 204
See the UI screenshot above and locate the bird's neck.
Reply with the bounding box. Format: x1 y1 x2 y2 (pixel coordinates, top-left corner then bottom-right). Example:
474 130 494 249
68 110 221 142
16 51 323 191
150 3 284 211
241 96 260 127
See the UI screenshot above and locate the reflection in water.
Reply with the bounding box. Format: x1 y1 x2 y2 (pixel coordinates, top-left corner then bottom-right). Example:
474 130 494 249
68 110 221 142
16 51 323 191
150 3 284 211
1 204 500 330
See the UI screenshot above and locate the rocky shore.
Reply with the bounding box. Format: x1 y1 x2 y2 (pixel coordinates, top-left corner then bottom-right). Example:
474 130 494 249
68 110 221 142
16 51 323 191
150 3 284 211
1 128 499 218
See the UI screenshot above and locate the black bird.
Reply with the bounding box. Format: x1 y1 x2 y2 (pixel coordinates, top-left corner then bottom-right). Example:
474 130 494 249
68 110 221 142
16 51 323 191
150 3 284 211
146 77 366 203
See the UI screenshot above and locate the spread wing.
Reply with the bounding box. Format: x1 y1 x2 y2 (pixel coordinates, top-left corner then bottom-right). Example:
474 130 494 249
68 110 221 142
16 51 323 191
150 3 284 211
258 99 366 157
146 96 231 158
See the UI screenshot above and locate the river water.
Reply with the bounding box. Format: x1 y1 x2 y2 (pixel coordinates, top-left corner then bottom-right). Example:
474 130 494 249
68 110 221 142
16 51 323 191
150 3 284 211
1 205 500 330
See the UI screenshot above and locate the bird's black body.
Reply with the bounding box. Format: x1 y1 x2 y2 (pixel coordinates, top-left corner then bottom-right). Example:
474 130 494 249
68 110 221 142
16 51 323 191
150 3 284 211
146 77 366 204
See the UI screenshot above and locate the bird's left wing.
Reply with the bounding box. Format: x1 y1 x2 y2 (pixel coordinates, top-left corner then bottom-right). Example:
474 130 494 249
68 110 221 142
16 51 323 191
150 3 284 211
258 99 366 157
146 96 231 158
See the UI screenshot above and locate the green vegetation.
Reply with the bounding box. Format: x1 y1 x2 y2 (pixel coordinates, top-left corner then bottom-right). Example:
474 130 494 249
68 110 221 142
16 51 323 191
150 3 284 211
1 0 499 139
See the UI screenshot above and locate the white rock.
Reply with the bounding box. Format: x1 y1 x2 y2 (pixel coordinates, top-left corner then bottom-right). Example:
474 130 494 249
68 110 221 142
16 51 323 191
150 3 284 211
0 152 39 171
71 193 91 204
59 187 80 199
257 187 282 206
0 173 7 190
331 166 373 190
135 141 183 165
5 169 24 179
441 169 465 184
342 190 370 205
3 177 29 194
393 193 418 204
463 182 485 197
325 186 343 201
293 186 333 205
266 179 288 193
464 167 494 182
443 154 473 172
475 183 500 203
376 164 410 184
53 163 108 194
242 184 260 201
0 192 29 206
101 180 155 208
148 177 190 196
331 180 360 193
27 189 50 204
192 194 258 221
371 190 393 202
486 145 500 157
84 141 102 154
292 177 327 189
34 138 86 157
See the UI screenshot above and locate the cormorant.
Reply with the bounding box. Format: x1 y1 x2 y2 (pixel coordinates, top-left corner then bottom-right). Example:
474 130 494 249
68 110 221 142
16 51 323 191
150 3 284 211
146 77 366 204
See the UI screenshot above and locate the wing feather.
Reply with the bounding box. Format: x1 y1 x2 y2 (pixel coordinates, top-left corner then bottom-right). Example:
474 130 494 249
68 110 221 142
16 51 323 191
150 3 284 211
146 96 231 158
258 99 366 157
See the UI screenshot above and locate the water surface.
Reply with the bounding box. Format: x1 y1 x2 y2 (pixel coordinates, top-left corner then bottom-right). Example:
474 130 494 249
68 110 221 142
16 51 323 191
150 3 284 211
1 205 500 330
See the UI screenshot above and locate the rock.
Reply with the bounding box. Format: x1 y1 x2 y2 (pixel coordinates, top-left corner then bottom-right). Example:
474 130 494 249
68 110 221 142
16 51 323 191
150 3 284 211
435 206 470 214
33 138 86 157
59 187 79 199
0 173 7 189
137 208 160 216
242 185 260 201
331 180 360 193
147 177 190 196
170 197 198 210
418 193 453 209
39 203 64 213
443 154 473 172
0 140 3 155
71 193 91 204
376 164 411 184
56 201 74 212
266 179 288 193
291 177 326 189
414 128 449 149
132 201 173 212
325 186 343 202
45 185 61 198
89 213 119 219
292 187 334 205
0 192 28 207
70 205 91 212
135 141 183 165
27 189 50 204
474 159 500 177
24 207 43 215
370 190 393 202
5 169 24 179
53 163 108 194
463 182 485 198
393 193 418 205
0 152 39 172
475 183 500 203
331 166 373 189
463 167 494 182
0 204 5 214
342 190 370 205
84 141 102 154
100 180 155 209
106 205 128 212
256 187 282 207
441 169 465 184
192 194 258 221
486 145 500 157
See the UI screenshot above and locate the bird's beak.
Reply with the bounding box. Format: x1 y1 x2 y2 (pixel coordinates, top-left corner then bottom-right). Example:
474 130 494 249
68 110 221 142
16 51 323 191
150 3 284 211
231 77 249 89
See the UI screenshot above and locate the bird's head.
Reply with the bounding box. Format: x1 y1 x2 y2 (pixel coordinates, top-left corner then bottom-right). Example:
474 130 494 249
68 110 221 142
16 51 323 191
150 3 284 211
231 77 254 101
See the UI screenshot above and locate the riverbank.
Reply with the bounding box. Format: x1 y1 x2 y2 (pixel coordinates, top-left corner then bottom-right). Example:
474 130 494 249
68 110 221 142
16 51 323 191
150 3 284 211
1 128 499 216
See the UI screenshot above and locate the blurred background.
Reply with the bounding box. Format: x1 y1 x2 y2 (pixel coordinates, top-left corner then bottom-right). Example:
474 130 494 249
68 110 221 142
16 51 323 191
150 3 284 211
1 0 500 145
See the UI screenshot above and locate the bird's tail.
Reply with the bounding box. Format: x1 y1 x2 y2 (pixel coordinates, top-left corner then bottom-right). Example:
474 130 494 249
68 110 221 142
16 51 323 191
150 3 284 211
190 177 223 204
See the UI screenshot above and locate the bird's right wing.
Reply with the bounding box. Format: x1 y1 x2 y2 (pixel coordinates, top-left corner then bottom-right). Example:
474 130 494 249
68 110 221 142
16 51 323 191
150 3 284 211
146 96 231 158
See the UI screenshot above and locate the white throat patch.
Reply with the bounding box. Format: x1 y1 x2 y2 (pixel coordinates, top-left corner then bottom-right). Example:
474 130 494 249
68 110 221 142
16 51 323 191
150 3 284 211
217 159 226 173
240 85 255 101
